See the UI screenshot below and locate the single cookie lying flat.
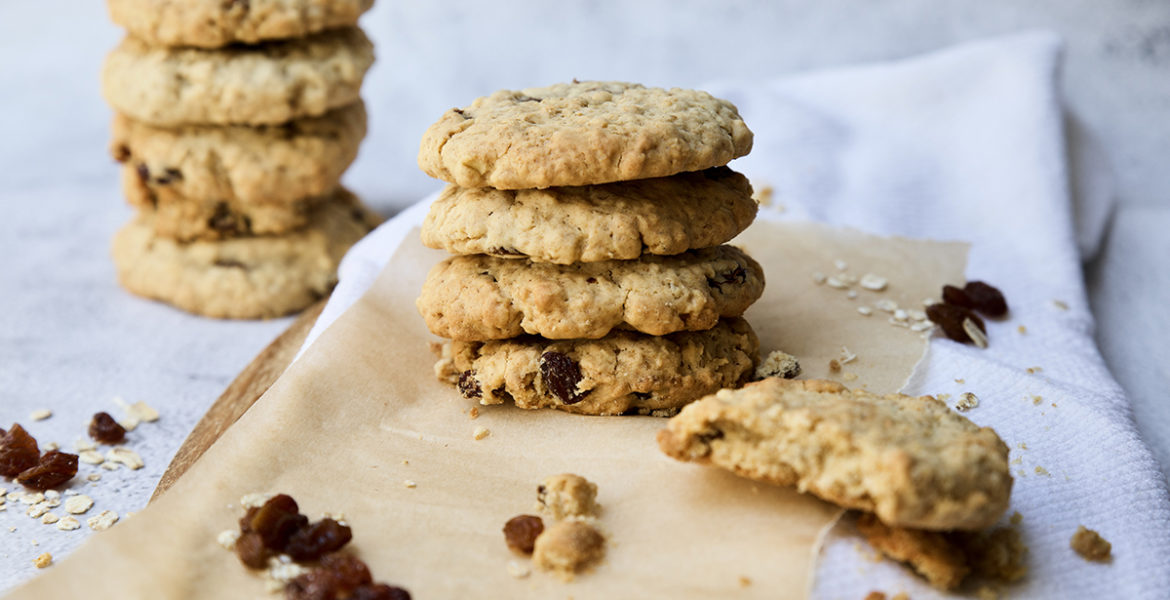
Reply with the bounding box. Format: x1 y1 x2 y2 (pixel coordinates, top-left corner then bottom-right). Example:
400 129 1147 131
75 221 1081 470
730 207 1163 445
102 28 374 126
435 318 758 416
108 0 374 49
421 167 757 264
418 245 764 341
112 189 381 319
657 378 1012 530
418 81 753 189
112 102 366 233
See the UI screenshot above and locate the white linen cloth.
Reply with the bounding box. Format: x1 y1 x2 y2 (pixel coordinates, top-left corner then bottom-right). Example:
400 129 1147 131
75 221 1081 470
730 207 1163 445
301 33 1170 598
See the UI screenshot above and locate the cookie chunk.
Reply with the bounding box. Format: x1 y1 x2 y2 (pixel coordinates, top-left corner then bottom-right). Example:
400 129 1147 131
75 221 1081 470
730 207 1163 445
1070 526 1111 562
537 474 599 520
531 520 605 581
421 167 757 264
108 0 374 49
112 102 366 231
856 513 970 590
102 28 374 126
111 189 381 319
656 378 1012 530
435 318 759 416
418 245 764 341
418 81 753 189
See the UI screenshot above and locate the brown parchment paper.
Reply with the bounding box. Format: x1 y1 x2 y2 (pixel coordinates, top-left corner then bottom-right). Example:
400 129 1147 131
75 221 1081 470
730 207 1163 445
7 220 965 600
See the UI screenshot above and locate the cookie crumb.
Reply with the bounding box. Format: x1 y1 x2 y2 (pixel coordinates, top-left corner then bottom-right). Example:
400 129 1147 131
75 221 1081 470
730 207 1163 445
1052 300 1069 311
87 510 119 531
1070 526 1111 562
1017 325 1027 334
473 426 491 441
469 406 480 420
961 527 1028 582
56 517 80 531
1031 395 1043 405
753 185 774 207
857 306 873 316
857 513 968 590
29 409 52 422
403 480 417 489
738 575 752 587
506 559 531 579
755 351 801 380
1026 366 1042 374
1034 466 1049 476
954 378 965 384
537 474 599 520
828 359 841 372
32 552 52 569
217 529 240 550
64 495 94 515
955 392 979 412
532 520 606 581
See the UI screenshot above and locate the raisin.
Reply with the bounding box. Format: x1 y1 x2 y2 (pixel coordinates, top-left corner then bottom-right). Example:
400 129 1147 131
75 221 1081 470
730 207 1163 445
926 303 986 344
488 246 525 257
248 494 308 551
350 584 411 600
236 531 270 569
503 515 544 554
539 352 589 405
942 284 973 309
0 424 40 478
457 371 481 399
707 267 747 289
16 450 78 490
632 391 653 401
286 571 335 600
88 412 126 444
285 518 353 561
155 168 182 184
135 164 150 183
452 108 470 119
964 281 1008 317
320 553 372 590
585 277 597 284
113 144 131 162
209 203 240 232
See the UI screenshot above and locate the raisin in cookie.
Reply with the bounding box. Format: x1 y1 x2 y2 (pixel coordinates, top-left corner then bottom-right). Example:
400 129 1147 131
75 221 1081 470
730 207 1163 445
657 378 1012 531
418 81 753 189
102 28 373 126
435 318 758 416
421 167 757 264
108 0 374 49
112 102 366 226
111 189 381 319
418 245 764 341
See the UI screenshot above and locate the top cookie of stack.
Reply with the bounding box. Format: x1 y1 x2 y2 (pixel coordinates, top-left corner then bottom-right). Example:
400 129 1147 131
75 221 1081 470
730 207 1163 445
101 0 380 319
417 81 765 416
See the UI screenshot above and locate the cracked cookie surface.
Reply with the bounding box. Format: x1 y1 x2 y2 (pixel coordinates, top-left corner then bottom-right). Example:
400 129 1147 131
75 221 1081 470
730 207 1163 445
657 378 1012 531
418 245 764 341
102 28 373 126
434 318 759 416
108 0 374 49
418 81 753 189
421 167 757 264
112 188 381 319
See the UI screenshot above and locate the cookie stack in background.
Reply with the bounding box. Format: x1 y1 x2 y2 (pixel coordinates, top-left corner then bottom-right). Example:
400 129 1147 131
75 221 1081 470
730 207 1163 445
100 0 380 319
416 81 764 416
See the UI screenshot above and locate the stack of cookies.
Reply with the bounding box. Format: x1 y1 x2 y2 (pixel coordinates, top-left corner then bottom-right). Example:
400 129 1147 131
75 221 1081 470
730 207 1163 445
416 81 764 416
101 0 380 319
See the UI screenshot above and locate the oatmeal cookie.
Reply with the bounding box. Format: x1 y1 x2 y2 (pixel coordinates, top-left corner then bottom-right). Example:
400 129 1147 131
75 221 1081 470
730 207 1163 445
657 378 1012 530
434 318 759 416
421 167 756 264
418 81 752 189
417 245 764 341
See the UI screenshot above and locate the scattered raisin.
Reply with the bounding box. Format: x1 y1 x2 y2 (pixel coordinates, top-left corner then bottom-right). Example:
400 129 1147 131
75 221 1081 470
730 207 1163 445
320 553 373 590
88 412 126 444
926 303 986 345
942 284 972 309
539 352 589 405
16 450 78 490
503 515 544 554
963 281 1008 317
248 494 308 551
350 584 412 600
236 531 270 569
457 371 481 399
0 424 40 478
285 518 353 561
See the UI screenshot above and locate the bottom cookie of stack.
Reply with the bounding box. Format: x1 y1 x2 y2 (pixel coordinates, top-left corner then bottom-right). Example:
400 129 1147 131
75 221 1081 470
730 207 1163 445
111 188 381 319
435 318 759 416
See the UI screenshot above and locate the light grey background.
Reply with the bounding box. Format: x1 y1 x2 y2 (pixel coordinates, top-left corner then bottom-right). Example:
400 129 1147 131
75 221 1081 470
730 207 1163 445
0 0 1167 592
